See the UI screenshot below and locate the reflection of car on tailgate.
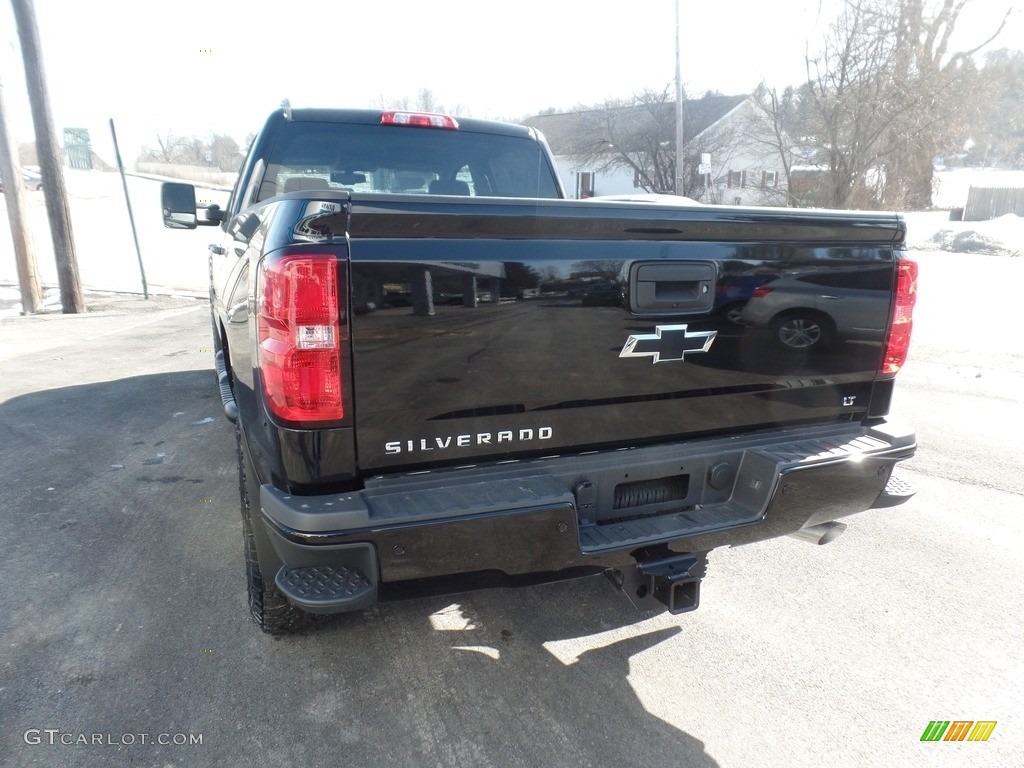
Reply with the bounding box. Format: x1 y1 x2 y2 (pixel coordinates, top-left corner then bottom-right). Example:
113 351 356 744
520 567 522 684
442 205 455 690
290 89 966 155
741 266 892 350
714 274 776 324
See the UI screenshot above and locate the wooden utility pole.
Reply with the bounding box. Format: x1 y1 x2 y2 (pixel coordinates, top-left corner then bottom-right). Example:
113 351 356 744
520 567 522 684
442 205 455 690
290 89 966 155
0 76 43 314
11 0 85 313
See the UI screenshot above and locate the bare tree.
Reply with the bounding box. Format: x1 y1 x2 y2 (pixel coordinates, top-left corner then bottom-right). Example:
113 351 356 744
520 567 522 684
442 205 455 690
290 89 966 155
801 0 906 207
884 0 1011 206
966 49 1024 168
799 0 1011 209
141 131 187 164
557 87 744 198
210 133 241 171
377 94 410 111
375 89 467 116
140 131 245 171
559 87 677 193
179 136 208 166
746 84 803 206
415 88 438 113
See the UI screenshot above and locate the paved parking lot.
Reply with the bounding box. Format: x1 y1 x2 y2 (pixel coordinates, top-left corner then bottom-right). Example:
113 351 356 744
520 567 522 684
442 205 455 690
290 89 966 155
1 258 1022 767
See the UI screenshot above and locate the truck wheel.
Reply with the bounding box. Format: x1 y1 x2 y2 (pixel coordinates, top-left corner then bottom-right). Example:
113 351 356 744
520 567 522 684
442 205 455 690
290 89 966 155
235 424 317 634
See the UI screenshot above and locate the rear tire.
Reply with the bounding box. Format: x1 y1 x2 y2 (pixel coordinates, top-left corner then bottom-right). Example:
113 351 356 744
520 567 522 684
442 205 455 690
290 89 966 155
236 423 316 634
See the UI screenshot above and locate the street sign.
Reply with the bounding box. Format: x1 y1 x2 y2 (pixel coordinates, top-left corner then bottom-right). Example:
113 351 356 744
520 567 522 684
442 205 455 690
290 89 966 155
698 163 710 175
701 153 711 165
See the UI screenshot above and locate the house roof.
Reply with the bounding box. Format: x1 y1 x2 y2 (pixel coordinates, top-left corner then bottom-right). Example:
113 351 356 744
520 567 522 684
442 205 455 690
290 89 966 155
524 94 749 155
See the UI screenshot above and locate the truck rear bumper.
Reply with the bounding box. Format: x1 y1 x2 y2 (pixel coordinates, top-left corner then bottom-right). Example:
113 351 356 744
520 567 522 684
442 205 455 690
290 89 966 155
259 421 915 613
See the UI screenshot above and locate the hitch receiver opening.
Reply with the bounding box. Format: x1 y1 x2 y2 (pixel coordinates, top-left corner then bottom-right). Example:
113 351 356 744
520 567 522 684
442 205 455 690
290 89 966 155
653 577 700 614
607 551 708 615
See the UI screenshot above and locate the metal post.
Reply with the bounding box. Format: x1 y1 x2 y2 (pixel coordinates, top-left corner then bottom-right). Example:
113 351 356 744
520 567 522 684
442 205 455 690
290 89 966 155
109 119 148 299
674 0 685 196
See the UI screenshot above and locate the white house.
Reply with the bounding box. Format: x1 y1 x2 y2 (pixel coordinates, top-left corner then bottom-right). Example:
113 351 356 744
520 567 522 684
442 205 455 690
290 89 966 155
525 95 789 206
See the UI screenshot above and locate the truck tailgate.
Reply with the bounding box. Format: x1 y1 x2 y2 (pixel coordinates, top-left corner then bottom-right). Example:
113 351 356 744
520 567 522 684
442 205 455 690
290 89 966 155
347 197 903 473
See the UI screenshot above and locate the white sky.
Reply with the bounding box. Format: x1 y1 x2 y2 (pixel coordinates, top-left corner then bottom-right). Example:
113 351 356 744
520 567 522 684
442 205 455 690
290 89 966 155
1 0 1020 163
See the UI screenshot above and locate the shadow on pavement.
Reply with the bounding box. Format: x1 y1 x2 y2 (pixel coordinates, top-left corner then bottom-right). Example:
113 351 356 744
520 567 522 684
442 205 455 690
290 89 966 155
0 370 719 767
319 585 724 767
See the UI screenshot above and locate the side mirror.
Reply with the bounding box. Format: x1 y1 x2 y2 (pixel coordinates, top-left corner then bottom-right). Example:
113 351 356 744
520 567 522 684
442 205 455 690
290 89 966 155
198 202 225 225
161 182 198 229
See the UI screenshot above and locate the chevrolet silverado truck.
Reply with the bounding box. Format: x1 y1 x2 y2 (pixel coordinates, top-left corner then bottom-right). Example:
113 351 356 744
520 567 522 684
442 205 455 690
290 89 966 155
161 107 917 633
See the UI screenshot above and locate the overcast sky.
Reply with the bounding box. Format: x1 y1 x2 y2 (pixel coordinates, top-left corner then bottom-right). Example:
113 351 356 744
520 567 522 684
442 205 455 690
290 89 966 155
1 0 1020 163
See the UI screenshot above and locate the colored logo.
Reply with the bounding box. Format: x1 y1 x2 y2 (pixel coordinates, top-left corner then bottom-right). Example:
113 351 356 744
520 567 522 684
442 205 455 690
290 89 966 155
920 721 997 742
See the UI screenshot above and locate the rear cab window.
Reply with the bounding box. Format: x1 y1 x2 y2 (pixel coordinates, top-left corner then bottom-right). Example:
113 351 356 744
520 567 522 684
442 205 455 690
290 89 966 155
256 121 561 202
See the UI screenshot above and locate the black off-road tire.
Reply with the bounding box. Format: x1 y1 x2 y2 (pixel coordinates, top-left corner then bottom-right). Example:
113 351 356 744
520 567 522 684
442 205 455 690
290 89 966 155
235 424 317 634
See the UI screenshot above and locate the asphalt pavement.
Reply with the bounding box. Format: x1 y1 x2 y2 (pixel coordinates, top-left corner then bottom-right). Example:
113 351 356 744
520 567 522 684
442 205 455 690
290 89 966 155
0 277 1022 768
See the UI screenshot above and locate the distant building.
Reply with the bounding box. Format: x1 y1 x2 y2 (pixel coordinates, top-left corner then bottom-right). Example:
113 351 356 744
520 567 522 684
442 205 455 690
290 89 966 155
525 94 790 206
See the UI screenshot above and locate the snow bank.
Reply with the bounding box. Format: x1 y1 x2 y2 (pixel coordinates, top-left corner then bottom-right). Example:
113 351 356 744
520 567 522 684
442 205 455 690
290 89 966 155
905 211 1022 257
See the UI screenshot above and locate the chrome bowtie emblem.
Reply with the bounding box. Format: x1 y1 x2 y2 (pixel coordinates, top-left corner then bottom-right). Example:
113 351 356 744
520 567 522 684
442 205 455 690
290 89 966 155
619 324 717 364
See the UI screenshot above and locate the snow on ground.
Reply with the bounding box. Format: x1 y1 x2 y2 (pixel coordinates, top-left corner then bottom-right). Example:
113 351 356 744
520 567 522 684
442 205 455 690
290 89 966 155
912 167 1024 257
904 211 1023 257
0 286 64 319
0 169 230 304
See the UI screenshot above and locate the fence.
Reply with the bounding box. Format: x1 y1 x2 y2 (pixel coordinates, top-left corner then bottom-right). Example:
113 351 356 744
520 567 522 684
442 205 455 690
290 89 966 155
963 186 1024 221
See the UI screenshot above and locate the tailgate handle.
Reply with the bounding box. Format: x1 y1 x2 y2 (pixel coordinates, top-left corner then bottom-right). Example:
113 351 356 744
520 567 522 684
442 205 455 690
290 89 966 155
631 262 716 315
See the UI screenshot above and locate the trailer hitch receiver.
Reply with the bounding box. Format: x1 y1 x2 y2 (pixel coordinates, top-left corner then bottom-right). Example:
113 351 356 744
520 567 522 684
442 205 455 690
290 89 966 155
606 551 708 615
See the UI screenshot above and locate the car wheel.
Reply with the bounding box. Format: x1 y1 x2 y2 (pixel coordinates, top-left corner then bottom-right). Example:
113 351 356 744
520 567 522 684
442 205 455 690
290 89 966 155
236 423 317 634
771 313 833 350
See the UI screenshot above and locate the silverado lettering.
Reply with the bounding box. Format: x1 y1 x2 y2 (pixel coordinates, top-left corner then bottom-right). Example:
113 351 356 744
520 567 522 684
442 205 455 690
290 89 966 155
385 427 554 455
161 107 918 634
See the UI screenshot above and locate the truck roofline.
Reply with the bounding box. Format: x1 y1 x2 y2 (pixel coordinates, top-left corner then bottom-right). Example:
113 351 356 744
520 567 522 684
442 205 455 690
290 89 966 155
270 107 540 139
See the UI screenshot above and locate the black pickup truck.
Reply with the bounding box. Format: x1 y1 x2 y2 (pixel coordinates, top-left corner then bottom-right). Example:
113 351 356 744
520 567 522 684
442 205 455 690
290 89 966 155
162 107 917 633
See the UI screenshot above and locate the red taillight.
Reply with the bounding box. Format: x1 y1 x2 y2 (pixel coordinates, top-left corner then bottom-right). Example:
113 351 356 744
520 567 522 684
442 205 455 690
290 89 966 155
257 254 344 422
380 110 459 130
751 286 775 298
880 257 918 377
